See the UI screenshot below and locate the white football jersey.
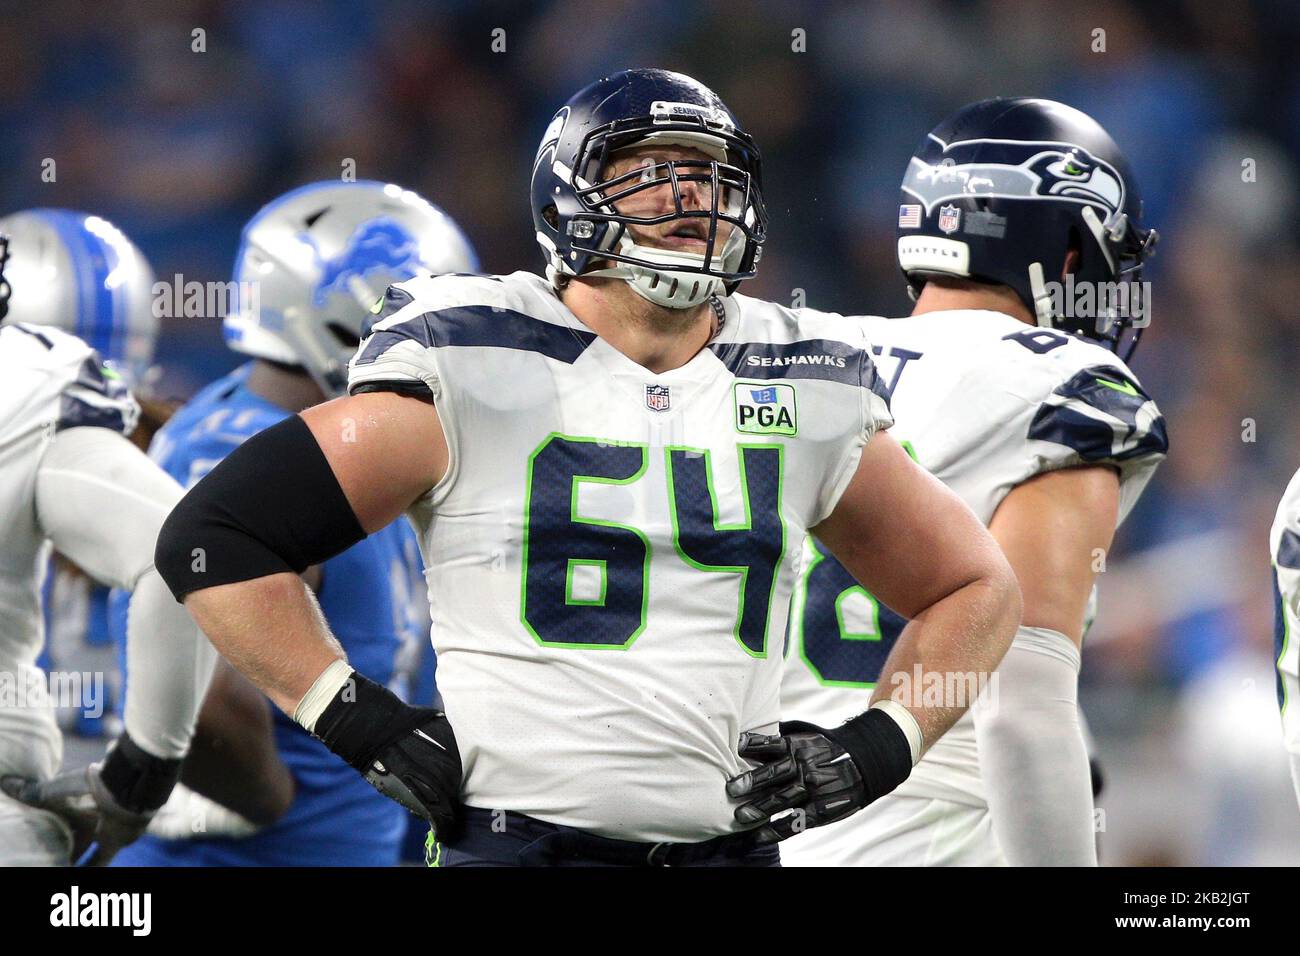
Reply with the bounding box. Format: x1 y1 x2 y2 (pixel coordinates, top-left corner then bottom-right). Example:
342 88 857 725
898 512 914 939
781 309 1167 865
1269 469 1300 806
348 271 892 843
0 323 139 781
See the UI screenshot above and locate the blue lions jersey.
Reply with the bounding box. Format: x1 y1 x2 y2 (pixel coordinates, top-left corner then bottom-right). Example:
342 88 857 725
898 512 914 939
109 362 428 867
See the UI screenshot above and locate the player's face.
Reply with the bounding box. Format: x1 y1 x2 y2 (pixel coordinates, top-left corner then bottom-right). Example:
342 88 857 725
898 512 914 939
601 145 738 256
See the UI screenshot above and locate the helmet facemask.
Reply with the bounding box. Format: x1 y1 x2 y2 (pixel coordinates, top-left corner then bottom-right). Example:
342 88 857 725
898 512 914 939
1085 206 1158 362
1027 204 1158 362
554 116 767 309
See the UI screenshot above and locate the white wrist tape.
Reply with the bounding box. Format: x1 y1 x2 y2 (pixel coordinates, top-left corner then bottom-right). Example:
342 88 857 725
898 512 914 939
871 699 924 766
293 660 355 733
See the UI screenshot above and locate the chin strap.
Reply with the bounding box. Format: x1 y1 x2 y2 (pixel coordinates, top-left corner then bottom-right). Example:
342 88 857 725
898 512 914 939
1027 262 1056 328
708 295 726 339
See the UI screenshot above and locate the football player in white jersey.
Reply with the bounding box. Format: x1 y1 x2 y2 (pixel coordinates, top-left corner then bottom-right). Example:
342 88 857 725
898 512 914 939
152 69 1022 866
1269 472 1300 810
781 99 1168 866
0 212 216 865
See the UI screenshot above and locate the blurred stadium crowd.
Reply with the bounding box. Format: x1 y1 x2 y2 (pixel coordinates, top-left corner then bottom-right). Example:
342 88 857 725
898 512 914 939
3 0 1299 864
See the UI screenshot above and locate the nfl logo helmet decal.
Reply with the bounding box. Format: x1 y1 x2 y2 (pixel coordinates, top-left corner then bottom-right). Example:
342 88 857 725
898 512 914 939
938 204 961 234
645 383 671 412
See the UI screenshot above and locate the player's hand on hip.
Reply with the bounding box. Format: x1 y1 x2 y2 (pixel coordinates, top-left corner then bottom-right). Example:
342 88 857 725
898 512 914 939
726 709 914 845
726 724 864 844
1 731 181 865
303 667 462 839
361 706 462 836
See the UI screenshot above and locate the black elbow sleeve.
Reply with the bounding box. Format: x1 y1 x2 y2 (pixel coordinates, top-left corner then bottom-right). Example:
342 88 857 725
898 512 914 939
155 414 367 601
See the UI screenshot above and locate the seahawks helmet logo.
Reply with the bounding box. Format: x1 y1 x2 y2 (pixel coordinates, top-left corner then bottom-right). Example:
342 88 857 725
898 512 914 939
902 137 1126 217
533 106 570 177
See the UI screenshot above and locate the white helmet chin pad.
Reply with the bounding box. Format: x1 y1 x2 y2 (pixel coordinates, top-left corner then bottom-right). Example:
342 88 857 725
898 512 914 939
611 253 724 308
583 221 746 309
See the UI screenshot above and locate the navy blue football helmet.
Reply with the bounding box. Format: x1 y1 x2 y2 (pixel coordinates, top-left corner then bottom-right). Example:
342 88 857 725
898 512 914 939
530 68 767 309
896 98 1157 358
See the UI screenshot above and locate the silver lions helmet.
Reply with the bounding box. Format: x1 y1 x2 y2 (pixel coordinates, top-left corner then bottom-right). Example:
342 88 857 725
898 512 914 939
0 209 159 385
224 180 479 396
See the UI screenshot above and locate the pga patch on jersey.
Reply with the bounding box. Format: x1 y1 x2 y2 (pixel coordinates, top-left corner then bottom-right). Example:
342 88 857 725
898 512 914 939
734 382 797 436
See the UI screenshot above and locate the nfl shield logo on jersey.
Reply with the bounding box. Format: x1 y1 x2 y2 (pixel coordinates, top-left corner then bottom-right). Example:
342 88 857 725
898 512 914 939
645 383 671 412
938 204 961 234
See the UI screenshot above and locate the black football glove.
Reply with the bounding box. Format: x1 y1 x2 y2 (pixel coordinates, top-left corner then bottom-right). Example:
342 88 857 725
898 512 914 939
1 731 181 865
725 710 913 845
311 672 462 839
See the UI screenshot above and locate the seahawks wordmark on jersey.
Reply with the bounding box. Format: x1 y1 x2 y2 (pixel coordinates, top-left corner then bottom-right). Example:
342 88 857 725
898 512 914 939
0 324 138 782
780 309 1167 866
348 271 892 843
1269 470 1300 806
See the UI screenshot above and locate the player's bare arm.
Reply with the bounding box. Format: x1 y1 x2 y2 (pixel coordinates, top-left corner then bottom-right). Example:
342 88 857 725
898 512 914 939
156 390 461 836
987 465 1120 644
815 429 1023 744
174 391 443 714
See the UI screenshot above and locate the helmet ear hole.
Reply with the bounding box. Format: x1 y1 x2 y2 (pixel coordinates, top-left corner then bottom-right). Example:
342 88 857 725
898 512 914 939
542 205 560 230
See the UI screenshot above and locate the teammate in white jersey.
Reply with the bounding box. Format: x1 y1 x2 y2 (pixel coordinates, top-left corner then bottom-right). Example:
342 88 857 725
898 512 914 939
153 70 1021 866
1270 471 1300 810
0 212 216 865
781 99 1168 866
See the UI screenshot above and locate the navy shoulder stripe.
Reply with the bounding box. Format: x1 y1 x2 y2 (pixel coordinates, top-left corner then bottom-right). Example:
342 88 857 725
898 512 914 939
57 394 134 433
55 355 138 434
355 306 596 366
71 354 125 398
1027 365 1168 462
360 286 415 340
710 338 885 398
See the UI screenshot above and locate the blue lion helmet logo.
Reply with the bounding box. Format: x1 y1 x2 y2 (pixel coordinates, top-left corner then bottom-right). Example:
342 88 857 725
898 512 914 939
313 218 421 307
